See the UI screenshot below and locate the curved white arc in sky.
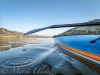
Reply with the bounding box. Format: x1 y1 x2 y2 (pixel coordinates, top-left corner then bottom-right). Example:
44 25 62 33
24 22 100 35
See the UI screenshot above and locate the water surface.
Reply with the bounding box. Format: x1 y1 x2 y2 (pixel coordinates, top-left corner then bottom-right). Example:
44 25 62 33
0 38 99 75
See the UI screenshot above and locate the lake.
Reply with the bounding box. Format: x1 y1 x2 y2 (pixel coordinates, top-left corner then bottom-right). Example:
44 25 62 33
0 38 99 75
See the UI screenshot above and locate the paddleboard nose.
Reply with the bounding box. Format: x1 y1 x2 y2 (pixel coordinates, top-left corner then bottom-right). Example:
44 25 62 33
24 22 100 35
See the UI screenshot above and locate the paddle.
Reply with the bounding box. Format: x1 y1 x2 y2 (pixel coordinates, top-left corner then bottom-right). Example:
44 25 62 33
24 22 100 35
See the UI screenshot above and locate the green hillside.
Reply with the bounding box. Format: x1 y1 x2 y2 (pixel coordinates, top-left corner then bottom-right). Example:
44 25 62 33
54 19 100 37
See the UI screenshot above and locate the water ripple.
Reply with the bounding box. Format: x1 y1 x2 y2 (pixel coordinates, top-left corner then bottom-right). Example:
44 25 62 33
0 57 37 68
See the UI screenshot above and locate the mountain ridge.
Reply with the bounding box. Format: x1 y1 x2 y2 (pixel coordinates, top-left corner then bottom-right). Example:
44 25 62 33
0 28 51 38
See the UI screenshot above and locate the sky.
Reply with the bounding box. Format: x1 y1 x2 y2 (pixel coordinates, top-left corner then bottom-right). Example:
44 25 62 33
0 0 100 36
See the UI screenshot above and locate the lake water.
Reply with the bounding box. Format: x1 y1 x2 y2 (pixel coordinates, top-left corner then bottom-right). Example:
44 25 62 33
0 38 99 75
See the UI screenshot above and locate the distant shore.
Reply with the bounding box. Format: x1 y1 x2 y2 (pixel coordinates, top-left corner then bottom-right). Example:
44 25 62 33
0 35 52 38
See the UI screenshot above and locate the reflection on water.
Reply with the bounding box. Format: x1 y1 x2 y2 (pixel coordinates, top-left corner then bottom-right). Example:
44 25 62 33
0 38 22 51
0 38 54 51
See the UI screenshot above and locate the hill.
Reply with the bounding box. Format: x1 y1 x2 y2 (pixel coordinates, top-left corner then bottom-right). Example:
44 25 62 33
0 28 51 38
0 28 23 35
54 19 100 37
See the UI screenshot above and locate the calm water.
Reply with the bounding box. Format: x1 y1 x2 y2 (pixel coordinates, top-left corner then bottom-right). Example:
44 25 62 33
0 38 99 75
